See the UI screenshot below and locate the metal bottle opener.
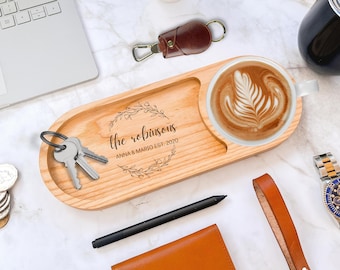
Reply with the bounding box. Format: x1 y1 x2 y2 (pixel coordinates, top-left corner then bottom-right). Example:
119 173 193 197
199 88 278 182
132 20 227 62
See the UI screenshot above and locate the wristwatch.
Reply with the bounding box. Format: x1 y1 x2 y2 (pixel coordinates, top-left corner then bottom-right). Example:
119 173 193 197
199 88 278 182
313 152 340 226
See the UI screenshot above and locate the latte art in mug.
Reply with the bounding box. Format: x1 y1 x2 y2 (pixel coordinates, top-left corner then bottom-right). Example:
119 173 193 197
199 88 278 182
211 61 292 142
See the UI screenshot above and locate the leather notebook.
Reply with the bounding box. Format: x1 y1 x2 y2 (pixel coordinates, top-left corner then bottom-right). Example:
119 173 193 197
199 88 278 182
111 224 235 270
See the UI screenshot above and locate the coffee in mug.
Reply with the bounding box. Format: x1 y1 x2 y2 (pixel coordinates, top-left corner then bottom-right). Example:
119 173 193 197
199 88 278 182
206 56 318 146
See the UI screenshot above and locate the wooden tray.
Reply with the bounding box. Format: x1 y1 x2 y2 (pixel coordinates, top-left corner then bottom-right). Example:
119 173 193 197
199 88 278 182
39 59 302 210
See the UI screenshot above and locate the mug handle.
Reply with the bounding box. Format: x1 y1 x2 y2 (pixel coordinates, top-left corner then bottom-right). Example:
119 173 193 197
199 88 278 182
295 80 319 97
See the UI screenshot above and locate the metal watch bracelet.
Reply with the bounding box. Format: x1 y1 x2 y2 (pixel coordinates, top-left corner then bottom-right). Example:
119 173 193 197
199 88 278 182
313 152 340 181
313 152 340 226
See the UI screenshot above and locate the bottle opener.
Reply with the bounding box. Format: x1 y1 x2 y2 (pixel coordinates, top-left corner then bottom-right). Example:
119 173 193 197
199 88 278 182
132 20 227 62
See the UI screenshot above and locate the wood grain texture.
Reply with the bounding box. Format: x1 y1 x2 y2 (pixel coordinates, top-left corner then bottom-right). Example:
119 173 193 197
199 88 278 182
39 59 302 210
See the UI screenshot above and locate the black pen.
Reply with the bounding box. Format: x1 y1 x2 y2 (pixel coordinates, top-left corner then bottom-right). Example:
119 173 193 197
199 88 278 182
92 195 226 248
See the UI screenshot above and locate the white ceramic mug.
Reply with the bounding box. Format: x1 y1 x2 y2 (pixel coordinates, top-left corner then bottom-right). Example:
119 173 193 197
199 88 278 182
206 56 318 146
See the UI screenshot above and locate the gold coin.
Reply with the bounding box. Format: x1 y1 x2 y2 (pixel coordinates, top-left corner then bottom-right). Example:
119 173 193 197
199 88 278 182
0 212 10 228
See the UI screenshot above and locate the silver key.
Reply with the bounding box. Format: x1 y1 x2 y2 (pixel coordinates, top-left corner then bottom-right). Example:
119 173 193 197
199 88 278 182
65 138 100 180
75 155 99 180
67 137 108 163
53 141 81 190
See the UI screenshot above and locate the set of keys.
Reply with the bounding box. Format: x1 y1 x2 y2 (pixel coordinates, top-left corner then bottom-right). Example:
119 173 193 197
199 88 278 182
40 131 108 190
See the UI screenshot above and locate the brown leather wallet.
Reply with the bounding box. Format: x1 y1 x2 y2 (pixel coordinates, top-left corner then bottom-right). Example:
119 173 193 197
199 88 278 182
253 174 310 270
111 224 235 270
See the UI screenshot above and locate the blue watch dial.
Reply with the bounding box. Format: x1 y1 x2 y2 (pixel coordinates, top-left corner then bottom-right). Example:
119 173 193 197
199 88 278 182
325 178 340 218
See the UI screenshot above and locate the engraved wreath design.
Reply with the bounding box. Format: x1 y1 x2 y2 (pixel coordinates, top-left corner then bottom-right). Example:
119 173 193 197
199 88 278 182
110 102 176 178
224 71 283 130
110 102 169 129
118 145 176 178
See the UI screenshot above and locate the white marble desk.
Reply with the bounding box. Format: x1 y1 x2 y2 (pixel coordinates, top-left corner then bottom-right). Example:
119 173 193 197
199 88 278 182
1 0 340 269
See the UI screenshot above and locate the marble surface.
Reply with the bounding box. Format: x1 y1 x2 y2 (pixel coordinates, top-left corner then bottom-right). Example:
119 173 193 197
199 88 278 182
1 0 340 269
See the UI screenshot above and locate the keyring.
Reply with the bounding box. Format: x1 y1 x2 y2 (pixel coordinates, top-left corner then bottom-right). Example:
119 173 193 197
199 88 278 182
206 20 227 42
40 131 68 150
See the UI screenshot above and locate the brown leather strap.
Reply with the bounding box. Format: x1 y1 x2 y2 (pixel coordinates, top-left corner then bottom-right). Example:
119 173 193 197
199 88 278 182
158 21 211 58
253 174 310 270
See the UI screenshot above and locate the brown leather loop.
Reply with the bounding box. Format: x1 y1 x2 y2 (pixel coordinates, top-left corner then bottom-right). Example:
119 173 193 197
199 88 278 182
253 174 310 270
158 21 212 58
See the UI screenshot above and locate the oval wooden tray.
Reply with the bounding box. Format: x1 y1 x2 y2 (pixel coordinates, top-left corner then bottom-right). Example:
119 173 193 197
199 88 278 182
39 59 302 210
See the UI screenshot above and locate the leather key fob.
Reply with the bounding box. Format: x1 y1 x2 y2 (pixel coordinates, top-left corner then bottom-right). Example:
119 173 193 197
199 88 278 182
132 19 226 62
158 21 212 58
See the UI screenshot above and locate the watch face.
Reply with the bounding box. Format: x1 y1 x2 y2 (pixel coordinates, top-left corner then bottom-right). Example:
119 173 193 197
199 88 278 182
325 178 340 219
